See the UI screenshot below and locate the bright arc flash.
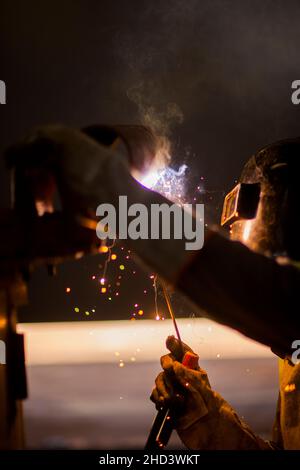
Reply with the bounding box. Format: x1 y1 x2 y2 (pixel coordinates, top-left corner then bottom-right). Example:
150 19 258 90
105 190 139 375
140 164 188 205
140 170 161 189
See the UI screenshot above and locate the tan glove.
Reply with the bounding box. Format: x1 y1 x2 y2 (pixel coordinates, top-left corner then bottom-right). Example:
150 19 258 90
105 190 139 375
6 124 194 282
151 336 273 450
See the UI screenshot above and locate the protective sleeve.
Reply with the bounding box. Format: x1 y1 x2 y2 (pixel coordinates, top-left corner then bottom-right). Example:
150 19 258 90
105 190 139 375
176 231 300 357
177 398 279 450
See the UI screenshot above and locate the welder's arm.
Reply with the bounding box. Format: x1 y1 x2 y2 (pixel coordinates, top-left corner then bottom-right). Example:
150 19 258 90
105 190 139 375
151 336 277 450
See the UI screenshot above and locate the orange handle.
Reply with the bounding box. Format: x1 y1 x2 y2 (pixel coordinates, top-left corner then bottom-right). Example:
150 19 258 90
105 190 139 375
182 350 199 369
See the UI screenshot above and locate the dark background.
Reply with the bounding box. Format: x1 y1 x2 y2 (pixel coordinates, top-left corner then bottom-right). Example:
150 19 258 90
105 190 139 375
1 0 300 322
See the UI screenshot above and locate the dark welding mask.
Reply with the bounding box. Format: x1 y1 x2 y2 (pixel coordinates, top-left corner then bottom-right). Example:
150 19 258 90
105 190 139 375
221 138 300 260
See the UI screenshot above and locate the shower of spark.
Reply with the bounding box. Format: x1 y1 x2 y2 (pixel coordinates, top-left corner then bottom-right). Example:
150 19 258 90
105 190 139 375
67 160 208 329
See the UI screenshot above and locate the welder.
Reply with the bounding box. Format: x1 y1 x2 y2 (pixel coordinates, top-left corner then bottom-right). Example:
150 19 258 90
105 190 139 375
151 138 300 449
7 126 300 449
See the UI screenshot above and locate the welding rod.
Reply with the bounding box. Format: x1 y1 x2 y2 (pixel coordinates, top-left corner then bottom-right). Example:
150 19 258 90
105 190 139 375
161 281 183 351
145 280 183 450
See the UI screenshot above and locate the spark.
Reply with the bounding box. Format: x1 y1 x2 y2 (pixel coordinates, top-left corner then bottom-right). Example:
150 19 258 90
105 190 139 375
65 287 71 293
285 383 296 392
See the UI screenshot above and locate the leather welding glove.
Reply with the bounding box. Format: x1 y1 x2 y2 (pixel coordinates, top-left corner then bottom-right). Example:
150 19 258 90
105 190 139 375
6 124 164 214
6 124 197 282
7 125 198 282
151 336 274 450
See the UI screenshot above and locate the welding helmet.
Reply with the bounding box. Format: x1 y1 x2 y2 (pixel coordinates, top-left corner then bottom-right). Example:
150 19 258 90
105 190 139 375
221 138 300 260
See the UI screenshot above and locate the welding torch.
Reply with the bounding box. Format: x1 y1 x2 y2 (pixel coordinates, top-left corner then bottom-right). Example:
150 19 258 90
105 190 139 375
145 282 198 450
